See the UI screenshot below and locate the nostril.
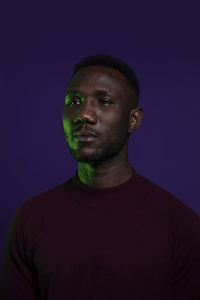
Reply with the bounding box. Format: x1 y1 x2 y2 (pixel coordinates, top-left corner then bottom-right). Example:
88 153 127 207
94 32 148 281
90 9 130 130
74 116 83 123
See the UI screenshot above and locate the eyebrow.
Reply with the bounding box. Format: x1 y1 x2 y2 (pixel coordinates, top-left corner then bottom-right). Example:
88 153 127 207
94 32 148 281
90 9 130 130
66 89 112 98
93 90 112 97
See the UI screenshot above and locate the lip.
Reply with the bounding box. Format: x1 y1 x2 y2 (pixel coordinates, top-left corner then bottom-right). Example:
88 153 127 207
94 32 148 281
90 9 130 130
74 135 97 141
73 131 97 138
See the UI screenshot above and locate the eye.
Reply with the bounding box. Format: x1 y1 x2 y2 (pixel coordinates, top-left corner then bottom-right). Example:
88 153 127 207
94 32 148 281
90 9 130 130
65 95 113 107
69 96 81 106
99 99 112 106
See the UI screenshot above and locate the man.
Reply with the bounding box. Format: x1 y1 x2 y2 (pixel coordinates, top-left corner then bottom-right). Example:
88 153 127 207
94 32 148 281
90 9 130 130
1 54 200 299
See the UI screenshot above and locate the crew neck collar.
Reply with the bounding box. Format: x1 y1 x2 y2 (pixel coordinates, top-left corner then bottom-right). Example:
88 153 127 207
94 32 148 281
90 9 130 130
66 166 141 208
73 166 136 190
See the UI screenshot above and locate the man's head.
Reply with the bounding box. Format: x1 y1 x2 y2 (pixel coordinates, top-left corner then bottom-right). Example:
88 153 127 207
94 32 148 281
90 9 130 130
62 54 143 166
69 54 140 108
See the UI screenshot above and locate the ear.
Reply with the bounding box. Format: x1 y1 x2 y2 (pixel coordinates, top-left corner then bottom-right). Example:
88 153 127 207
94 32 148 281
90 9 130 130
128 106 143 134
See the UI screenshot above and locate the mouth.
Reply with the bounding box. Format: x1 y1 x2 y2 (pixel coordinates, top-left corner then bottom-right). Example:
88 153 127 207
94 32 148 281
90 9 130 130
73 130 98 140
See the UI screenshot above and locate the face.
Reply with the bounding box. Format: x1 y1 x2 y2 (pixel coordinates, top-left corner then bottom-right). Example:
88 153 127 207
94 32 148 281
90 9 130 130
62 65 137 165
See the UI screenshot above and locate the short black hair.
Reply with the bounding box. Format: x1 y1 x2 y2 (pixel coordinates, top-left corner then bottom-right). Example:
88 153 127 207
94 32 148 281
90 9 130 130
69 54 140 108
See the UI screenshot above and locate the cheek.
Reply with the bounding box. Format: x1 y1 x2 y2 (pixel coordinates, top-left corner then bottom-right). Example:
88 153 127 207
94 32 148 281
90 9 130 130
62 113 72 137
63 106 73 121
102 112 128 131
62 106 76 132
101 118 127 141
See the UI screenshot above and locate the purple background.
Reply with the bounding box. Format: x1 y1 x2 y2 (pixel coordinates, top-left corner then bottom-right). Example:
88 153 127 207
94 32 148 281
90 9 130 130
1 1 200 268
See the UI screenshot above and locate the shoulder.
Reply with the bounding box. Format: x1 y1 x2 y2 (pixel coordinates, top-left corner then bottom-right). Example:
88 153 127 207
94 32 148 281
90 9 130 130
14 181 66 220
134 171 200 226
135 172 200 271
9 180 69 251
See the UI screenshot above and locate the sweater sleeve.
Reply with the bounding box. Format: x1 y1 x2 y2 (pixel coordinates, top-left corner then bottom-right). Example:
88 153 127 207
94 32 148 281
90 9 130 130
0 207 40 300
171 204 200 300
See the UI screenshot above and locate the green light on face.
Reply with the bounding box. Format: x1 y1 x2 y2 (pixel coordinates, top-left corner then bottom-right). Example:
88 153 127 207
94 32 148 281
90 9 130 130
64 94 70 105
63 92 102 185
63 92 85 152
62 104 96 185
62 107 79 152
65 92 85 107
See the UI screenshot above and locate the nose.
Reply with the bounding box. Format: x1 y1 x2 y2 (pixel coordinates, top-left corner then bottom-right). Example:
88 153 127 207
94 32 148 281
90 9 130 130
74 99 97 124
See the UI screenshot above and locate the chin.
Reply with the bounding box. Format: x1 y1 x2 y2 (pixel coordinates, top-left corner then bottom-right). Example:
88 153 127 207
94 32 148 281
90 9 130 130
72 151 103 165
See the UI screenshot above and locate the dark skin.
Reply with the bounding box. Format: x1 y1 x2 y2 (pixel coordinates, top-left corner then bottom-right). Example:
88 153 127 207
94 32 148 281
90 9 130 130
62 65 143 188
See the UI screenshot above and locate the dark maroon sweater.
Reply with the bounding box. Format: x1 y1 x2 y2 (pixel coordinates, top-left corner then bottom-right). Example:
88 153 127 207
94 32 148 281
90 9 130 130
1 167 200 299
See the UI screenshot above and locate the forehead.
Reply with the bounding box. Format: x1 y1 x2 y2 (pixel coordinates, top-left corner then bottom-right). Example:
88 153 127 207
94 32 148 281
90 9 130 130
67 65 130 98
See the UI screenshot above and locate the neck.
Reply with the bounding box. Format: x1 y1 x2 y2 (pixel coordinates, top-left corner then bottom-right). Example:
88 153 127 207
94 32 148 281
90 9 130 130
77 157 133 189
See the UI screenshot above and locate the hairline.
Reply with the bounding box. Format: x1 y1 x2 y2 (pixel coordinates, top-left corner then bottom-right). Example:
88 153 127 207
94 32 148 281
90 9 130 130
68 64 138 109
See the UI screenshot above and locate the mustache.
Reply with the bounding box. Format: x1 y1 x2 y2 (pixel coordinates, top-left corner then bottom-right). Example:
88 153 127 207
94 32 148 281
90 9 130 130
72 126 98 137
